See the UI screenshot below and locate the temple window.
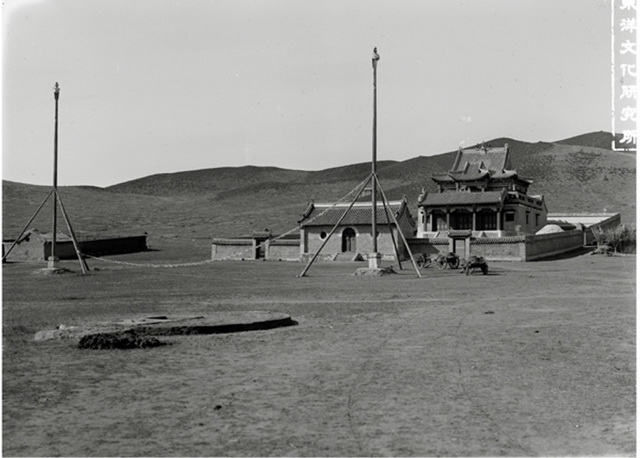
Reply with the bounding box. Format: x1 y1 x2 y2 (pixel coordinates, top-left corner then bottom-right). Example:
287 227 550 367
450 211 473 230
505 212 515 222
477 210 497 230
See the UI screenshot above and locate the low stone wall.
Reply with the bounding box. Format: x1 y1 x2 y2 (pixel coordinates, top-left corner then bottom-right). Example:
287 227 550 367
266 239 300 261
211 238 255 261
470 236 526 261
212 237 301 261
408 236 527 261
408 230 585 262
524 229 584 260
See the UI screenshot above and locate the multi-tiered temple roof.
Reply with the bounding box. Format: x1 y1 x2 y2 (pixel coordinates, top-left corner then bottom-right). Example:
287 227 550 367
429 143 532 194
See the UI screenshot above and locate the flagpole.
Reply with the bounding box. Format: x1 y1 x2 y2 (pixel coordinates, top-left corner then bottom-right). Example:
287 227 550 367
49 82 60 269
370 47 380 268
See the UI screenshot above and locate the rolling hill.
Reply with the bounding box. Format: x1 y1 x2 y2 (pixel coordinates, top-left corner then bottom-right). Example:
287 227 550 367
3 131 635 251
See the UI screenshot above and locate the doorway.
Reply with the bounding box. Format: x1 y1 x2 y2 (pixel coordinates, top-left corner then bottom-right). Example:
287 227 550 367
341 228 356 252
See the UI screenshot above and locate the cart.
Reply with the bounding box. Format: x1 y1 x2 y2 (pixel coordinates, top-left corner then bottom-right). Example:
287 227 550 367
461 255 488 275
415 253 433 269
435 252 460 270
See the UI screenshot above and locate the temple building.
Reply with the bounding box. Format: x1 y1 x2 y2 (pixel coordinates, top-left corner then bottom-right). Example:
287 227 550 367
416 143 548 237
298 199 415 261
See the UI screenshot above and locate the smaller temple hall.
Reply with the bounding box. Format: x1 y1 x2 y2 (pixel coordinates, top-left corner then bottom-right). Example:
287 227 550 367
416 143 547 238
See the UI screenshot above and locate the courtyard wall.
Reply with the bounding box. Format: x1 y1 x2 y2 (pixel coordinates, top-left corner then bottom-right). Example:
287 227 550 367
524 229 584 260
266 239 300 261
211 238 255 261
408 230 585 261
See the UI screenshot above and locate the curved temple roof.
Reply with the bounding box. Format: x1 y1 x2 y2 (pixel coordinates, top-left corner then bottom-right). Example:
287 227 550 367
451 143 511 173
298 199 414 227
420 190 507 207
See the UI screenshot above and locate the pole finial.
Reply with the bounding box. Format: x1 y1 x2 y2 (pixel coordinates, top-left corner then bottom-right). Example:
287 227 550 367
54 82 60 100
372 47 380 68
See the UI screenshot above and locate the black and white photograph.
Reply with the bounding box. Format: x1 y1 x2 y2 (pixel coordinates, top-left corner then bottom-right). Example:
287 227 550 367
2 0 636 456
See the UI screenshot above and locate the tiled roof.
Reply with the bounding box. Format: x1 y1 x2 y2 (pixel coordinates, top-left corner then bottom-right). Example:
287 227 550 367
448 169 490 180
491 170 518 179
451 144 511 173
299 201 411 227
421 191 506 207
447 230 473 238
431 142 521 184
432 169 521 183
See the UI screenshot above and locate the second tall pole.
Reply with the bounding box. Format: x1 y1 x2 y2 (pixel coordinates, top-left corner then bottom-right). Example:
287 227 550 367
370 47 381 269
49 82 60 269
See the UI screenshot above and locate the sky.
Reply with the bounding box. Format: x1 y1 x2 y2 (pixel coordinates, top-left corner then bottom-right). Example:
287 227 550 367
2 0 618 187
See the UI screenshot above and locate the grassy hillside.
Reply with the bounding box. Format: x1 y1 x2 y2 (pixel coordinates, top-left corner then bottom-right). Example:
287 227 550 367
554 131 630 150
3 132 635 252
107 166 310 196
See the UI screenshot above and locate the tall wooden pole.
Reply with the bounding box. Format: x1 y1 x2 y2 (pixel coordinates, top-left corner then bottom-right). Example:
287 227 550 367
49 82 60 268
371 48 380 262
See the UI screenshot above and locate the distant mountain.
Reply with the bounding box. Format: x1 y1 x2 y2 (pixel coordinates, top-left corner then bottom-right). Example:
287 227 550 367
3 131 635 248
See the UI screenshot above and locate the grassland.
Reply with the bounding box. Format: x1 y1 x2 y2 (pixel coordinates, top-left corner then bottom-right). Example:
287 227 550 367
2 248 635 456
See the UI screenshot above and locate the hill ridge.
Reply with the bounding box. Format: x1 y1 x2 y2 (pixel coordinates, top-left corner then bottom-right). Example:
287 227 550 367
106 131 631 196
3 131 635 243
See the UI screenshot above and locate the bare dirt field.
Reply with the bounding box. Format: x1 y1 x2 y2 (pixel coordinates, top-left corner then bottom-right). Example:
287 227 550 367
2 249 636 456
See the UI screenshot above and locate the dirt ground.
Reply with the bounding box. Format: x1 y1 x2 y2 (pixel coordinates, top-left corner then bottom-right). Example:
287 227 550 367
2 249 636 456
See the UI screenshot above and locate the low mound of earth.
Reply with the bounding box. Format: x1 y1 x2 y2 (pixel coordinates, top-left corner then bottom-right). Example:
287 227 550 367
34 312 297 342
78 330 167 350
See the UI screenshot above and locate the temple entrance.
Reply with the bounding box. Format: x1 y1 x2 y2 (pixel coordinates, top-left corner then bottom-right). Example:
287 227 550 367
342 228 356 252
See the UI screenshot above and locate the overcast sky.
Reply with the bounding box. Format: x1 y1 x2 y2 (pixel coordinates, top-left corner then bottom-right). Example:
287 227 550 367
3 0 614 187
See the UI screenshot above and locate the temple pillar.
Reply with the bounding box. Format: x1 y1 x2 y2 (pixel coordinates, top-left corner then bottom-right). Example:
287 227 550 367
472 211 477 232
497 210 502 232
